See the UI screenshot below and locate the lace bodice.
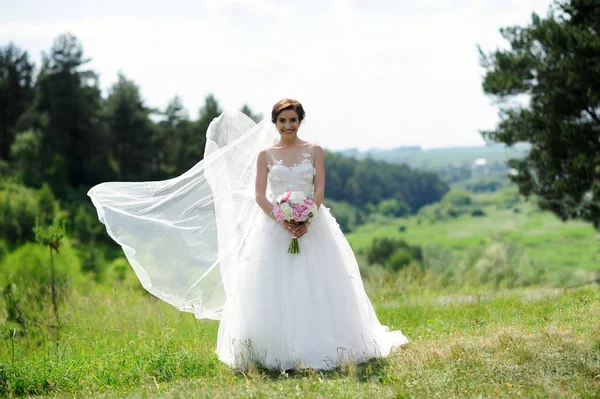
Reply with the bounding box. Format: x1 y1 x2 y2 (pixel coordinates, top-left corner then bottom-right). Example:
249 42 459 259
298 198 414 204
266 143 316 200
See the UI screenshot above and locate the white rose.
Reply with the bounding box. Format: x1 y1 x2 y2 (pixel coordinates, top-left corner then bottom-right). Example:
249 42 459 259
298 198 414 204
289 191 306 203
280 202 294 220
308 203 319 220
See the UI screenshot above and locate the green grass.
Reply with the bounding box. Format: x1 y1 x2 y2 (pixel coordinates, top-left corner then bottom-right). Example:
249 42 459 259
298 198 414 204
2 189 600 397
347 201 600 277
1 282 599 398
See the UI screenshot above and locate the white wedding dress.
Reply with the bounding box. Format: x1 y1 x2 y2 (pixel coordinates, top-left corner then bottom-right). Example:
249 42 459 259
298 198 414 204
215 143 408 370
87 111 407 372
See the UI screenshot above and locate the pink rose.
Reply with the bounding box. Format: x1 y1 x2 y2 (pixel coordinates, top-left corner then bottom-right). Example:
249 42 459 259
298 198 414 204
281 191 291 202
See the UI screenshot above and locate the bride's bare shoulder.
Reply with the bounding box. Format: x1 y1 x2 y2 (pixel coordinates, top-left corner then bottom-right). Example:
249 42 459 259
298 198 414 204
308 142 323 153
259 146 275 155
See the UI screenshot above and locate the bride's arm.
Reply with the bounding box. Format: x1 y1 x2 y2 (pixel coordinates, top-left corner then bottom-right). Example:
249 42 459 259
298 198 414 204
313 145 325 208
255 150 276 219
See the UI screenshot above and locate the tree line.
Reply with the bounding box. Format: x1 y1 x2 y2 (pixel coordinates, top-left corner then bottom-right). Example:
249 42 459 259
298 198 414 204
0 33 448 238
0 33 263 198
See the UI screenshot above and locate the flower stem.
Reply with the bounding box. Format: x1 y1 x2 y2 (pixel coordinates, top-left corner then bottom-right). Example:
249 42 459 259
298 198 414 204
288 237 300 254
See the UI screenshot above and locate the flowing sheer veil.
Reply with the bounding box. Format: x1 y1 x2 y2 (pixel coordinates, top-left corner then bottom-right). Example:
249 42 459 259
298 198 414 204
88 110 279 320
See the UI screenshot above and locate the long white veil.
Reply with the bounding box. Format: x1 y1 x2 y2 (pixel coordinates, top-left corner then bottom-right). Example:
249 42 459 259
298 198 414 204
88 110 279 320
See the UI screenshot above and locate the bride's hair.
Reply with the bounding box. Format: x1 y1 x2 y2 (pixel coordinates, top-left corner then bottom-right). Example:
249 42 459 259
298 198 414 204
271 98 306 123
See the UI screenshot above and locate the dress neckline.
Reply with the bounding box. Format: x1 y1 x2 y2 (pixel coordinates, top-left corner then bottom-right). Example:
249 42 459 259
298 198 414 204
270 142 311 150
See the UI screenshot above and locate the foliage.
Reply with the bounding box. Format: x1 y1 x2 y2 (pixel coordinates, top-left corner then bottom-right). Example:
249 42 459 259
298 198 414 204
479 0 600 228
0 35 446 224
172 94 221 175
73 203 103 244
0 43 34 161
471 208 487 217
464 178 505 193
324 199 364 233
378 198 411 218
33 216 67 342
366 237 422 271
0 239 82 337
9 130 44 186
34 34 109 193
348 194 600 283
103 73 156 181
0 182 40 247
442 189 472 207
37 182 57 226
418 189 477 221
240 104 262 122
325 151 448 214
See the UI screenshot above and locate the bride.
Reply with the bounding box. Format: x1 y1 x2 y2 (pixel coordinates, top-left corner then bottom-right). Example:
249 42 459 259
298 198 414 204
88 98 408 371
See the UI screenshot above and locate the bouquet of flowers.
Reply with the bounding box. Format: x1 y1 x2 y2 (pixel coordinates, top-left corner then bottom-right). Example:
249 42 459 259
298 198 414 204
272 190 318 254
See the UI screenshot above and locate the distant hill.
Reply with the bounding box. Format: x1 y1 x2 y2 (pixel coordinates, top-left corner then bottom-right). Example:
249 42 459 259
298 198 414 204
341 144 529 171
336 144 530 188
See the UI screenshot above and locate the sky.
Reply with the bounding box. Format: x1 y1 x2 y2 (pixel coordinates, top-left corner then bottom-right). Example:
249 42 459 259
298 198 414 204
0 0 553 151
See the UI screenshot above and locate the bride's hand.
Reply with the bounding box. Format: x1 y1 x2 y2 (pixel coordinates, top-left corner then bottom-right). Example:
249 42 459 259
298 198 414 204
281 220 298 236
281 221 307 237
283 221 308 238
294 222 309 238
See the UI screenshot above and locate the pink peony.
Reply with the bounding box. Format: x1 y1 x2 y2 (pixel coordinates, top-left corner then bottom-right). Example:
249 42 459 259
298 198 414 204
292 203 310 222
272 205 284 223
304 198 314 206
281 191 291 202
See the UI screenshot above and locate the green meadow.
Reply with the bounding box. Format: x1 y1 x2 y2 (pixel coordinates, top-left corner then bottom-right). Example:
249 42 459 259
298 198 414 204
348 196 600 285
1 277 598 398
2 187 600 398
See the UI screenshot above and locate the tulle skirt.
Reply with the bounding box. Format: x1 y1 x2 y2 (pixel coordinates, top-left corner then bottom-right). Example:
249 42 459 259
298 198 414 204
216 206 408 371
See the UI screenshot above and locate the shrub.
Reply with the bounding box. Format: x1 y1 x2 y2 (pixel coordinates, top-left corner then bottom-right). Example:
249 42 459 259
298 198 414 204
0 183 40 246
386 248 413 271
471 209 486 217
104 257 143 290
37 183 57 226
0 240 7 262
9 130 44 187
0 239 83 335
73 204 104 243
367 237 422 271
378 198 411 217
442 189 472 207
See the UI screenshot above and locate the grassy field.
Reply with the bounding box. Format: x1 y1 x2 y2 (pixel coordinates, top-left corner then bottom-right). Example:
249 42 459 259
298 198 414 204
1 280 599 398
347 200 600 281
2 189 600 397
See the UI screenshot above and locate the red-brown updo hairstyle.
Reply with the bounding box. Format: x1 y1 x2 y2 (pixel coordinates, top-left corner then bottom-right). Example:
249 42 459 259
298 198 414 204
271 98 306 124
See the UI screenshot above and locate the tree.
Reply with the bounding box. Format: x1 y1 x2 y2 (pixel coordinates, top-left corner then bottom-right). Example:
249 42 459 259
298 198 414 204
35 33 108 192
0 43 34 160
479 0 600 228
153 96 189 177
164 95 188 127
173 94 221 174
104 73 156 181
240 104 262 123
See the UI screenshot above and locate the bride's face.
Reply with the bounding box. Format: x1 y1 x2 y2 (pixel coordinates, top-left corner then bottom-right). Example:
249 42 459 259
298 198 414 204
275 109 301 138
